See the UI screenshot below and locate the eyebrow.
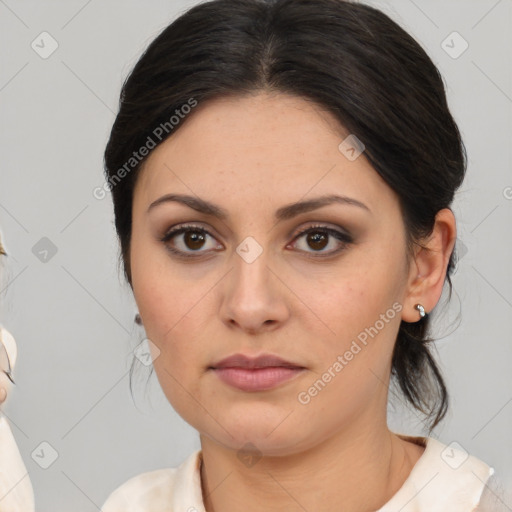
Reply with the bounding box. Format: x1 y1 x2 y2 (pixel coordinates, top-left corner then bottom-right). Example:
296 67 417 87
147 193 371 220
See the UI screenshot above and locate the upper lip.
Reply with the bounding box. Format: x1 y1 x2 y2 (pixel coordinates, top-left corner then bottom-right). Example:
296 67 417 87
210 353 304 370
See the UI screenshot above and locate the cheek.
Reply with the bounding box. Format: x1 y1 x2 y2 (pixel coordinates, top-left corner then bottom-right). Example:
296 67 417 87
290 253 403 380
293 281 401 424
294 263 396 335
131 234 184 335
130 225 219 334
131 257 213 379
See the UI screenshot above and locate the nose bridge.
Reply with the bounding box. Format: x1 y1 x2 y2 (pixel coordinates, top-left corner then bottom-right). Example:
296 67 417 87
218 232 289 332
232 234 271 294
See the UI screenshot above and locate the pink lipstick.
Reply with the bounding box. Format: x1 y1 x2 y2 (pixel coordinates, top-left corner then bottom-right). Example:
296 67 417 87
209 353 305 392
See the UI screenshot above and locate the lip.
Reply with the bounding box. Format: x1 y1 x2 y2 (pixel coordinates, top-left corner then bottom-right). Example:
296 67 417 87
210 353 304 370
209 353 306 392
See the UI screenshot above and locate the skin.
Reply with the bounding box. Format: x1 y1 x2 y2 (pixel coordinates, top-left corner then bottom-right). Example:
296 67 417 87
129 91 456 512
0 328 15 405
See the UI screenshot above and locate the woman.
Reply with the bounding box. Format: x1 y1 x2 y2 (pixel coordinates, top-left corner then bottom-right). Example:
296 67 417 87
100 0 508 510
0 235 35 512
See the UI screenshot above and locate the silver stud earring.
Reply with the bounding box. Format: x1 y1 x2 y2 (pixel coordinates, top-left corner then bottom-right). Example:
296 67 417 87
414 304 426 319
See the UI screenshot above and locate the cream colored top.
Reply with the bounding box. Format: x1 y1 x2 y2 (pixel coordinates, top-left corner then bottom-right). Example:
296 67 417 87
0 326 35 512
101 434 497 512
0 416 35 512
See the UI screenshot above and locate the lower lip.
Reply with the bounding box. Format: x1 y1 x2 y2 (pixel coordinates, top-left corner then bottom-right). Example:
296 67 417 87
212 367 305 392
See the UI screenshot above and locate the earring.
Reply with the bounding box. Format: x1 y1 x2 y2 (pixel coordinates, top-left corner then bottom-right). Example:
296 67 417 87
134 313 142 325
414 304 426 319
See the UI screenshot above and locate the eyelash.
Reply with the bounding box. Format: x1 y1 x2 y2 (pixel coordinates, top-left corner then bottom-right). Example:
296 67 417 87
159 223 353 259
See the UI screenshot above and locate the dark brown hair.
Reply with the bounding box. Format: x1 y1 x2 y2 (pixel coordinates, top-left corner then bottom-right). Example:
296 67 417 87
104 0 466 432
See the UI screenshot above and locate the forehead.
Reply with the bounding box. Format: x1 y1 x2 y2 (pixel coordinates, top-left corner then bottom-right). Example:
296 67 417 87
134 92 397 218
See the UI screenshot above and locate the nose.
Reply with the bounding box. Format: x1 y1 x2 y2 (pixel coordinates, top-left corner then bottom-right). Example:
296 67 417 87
219 242 290 335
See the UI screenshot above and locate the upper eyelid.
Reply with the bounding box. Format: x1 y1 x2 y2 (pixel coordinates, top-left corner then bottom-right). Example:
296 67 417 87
161 222 351 246
162 221 347 236
161 223 215 240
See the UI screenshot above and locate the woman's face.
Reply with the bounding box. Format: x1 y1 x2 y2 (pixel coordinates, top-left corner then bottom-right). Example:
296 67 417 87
130 92 418 455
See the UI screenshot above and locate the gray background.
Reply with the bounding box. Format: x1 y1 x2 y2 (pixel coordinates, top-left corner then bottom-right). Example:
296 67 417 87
0 0 511 510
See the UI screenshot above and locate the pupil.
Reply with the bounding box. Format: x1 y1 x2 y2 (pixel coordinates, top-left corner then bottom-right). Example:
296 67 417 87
308 232 327 250
185 231 205 250
182 230 329 252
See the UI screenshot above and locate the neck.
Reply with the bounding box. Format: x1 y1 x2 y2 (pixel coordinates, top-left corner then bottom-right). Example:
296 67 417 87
199 418 422 512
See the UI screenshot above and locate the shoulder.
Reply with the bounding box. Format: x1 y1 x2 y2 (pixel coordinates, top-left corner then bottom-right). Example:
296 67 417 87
414 436 494 502
0 416 36 512
381 433 496 512
101 467 178 512
474 473 512 512
101 449 203 512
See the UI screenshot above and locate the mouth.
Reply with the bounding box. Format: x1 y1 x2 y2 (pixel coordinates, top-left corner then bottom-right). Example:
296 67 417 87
208 353 306 392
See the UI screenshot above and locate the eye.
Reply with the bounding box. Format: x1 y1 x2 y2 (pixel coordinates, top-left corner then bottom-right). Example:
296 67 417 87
288 224 353 257
159 223 353 259
159 223 222 258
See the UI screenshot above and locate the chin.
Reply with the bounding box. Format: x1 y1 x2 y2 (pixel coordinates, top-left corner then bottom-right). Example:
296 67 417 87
231 432 319 458
197 409 313 457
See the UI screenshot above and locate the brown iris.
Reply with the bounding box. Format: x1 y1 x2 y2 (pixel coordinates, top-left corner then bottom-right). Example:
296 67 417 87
184 230 207 251
307 231 329 251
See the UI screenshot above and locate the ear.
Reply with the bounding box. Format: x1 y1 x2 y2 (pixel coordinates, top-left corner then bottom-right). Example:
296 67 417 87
401 208 457 323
